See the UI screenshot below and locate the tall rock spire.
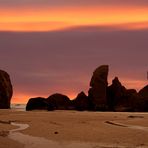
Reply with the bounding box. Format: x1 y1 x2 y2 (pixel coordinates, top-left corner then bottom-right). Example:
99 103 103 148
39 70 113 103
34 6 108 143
88 65 109 111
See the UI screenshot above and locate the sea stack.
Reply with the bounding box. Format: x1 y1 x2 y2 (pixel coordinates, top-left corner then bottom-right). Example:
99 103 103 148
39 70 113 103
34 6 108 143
88 65 109 110
0 70 13 109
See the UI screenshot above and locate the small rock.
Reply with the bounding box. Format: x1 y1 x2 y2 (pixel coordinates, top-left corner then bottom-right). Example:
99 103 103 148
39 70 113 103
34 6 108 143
128 115 144 118
54 131 58 134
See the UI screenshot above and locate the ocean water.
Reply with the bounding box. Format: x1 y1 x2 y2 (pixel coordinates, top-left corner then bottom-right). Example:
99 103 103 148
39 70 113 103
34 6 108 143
11 104 26 111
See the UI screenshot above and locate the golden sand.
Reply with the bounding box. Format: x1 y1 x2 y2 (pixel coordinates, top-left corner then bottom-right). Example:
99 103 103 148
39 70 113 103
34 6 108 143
0 110 148 148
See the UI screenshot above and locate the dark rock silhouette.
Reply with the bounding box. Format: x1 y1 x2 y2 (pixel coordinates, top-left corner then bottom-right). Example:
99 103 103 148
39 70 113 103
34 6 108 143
135 85 148 112
124 89 138 111
88 65 109 110
0 70 13 109
47 93 71 110
107 77 126 111
107 77 139 111
26 97 51 111
139 85 148 98
73 92 89 111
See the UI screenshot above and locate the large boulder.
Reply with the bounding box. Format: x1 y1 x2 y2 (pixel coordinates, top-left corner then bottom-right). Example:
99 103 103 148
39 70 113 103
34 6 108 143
88 65 109 110
47 93 71 110
26 97 50 111
73 92 89 111
0 70 13 109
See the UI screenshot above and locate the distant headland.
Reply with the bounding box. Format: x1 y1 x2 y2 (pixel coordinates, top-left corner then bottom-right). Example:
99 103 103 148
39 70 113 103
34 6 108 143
0 65 148 112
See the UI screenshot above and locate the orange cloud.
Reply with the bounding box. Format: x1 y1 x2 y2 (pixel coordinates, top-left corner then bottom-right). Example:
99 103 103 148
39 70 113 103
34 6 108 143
0 6 148 31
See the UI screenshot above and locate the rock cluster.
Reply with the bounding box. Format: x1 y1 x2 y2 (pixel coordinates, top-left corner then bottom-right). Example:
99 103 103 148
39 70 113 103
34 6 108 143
25 65 148 112
0 70 13 109
1 66 147 112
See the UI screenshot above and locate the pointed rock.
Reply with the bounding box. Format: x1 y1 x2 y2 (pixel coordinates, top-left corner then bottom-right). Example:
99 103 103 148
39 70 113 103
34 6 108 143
73 92 89 111
107 77 138 111
107 77 126 111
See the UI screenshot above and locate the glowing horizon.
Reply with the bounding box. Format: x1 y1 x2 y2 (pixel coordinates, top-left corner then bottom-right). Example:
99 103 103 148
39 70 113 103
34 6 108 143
12 78 147 104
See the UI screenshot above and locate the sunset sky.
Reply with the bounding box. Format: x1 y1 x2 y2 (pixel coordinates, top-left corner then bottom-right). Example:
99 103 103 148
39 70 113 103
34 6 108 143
0 0 148 103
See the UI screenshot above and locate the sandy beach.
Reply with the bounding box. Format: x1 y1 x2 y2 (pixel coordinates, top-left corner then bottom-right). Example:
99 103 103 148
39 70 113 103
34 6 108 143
0 110 148 148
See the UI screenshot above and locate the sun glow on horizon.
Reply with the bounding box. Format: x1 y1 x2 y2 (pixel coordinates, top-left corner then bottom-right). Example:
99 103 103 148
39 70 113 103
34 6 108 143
12 92 79 104
12 79 147 104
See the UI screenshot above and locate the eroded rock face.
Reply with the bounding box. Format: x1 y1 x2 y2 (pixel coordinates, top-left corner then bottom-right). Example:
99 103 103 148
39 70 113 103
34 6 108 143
88 65 109 110
47 93 71 110
26 97 50 111
0 70 13 109
73 92 89 111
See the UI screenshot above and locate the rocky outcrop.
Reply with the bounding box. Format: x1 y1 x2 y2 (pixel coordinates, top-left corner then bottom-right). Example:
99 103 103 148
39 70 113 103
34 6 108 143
88 65 109 110
26 97 50 111
25 65 148 112
107 77 126 111
107 77 139 111
73 92 89 111
47 93 71 110
0 70 13 109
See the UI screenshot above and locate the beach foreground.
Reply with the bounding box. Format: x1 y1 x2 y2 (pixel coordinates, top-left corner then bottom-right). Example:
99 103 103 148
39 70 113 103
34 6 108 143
0 110 148 148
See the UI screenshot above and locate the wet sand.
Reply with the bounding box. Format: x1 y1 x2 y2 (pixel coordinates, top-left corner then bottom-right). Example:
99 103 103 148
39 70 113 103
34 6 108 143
0 109 148 148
